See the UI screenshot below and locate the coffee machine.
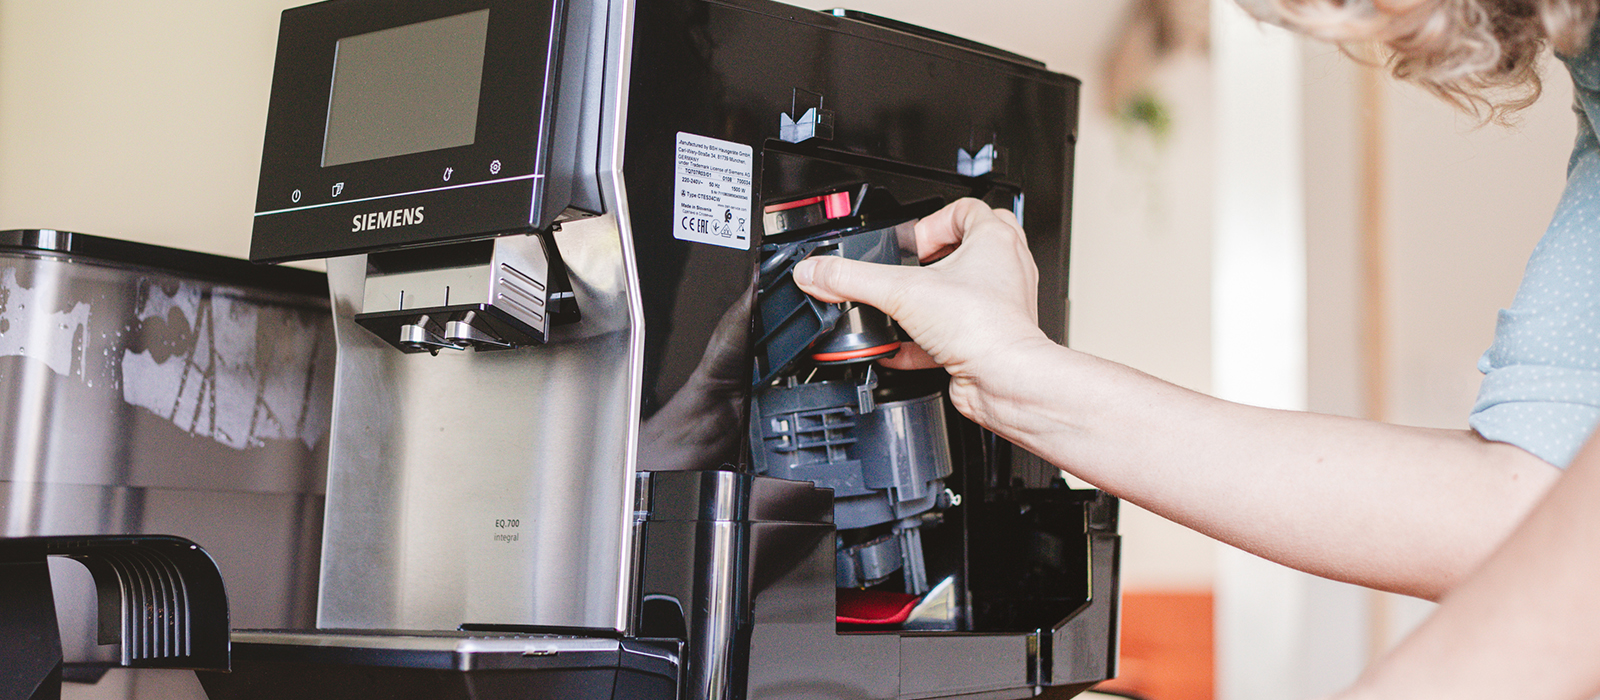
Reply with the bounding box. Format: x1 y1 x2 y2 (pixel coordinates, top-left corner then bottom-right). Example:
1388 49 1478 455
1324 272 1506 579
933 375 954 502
198 0 1119 697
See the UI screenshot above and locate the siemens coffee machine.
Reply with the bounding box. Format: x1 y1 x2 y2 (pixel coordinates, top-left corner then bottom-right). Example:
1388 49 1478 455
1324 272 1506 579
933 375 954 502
199 0 1119 697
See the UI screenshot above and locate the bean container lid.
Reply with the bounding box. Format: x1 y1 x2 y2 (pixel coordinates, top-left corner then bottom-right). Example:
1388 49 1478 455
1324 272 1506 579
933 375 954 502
0 229 328 298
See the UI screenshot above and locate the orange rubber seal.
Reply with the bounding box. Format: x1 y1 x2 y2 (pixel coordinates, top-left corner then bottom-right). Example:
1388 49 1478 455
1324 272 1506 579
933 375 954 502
810 342 901 363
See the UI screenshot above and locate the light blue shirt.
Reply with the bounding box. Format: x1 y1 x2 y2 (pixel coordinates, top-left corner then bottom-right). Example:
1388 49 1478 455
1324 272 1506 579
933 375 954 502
1470 31 1600 467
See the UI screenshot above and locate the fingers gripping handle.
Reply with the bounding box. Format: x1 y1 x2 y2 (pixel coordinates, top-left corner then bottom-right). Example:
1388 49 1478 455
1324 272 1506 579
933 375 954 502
753 223 915 384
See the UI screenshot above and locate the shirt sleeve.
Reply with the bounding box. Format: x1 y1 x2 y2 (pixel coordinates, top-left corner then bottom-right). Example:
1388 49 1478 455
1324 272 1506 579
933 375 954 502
1470 92 1600 467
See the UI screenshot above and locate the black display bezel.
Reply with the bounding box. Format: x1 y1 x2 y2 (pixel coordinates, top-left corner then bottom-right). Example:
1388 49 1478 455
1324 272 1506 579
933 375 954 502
252 0 561 262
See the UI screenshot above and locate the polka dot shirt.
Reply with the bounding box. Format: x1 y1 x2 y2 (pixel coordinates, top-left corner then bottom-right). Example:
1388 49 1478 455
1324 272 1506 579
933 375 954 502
1469 32 1600 468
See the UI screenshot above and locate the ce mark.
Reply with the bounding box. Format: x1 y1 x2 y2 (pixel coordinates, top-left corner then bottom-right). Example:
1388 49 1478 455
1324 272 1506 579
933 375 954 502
680 216 709 234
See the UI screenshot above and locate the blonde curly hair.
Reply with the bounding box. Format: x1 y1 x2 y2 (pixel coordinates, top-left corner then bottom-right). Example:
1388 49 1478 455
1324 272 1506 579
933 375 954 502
1248 0 1599 123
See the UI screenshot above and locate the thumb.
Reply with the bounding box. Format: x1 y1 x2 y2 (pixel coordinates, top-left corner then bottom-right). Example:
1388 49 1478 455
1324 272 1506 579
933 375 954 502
794 255 913 310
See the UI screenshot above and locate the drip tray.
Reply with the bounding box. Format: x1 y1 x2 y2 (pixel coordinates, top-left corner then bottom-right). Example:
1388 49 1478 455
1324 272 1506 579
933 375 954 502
197 630 680 700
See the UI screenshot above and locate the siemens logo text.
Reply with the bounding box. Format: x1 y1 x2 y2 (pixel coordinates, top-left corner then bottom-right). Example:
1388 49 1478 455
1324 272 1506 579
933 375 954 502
353 207 425 232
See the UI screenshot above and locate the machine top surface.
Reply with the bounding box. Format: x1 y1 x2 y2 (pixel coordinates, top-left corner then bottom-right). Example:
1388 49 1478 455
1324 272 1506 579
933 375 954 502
0 229 328 296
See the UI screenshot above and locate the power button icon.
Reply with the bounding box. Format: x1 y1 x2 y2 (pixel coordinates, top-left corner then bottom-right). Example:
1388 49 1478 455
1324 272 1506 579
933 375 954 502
291 189 302 203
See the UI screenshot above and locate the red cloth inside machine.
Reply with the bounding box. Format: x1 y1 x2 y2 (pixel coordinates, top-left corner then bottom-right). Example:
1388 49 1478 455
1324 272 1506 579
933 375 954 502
836 589 922 625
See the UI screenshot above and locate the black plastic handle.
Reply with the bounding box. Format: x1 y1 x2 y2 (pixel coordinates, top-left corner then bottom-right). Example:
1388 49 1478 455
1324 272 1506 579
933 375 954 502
0 535 231 700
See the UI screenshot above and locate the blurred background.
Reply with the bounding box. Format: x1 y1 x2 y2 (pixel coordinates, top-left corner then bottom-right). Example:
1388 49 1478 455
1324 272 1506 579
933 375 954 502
0 1 1573 698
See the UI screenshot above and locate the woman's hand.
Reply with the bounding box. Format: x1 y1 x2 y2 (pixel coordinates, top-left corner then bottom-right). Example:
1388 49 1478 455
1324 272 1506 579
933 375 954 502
797 196 1556 605
792 198 1054 419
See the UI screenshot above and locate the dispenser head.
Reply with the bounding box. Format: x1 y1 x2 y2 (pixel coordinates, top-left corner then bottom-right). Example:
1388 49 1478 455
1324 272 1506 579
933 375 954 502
354 234 579 353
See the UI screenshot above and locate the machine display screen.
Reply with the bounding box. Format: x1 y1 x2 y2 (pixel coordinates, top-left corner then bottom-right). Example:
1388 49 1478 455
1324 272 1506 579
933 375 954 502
322 9 491 167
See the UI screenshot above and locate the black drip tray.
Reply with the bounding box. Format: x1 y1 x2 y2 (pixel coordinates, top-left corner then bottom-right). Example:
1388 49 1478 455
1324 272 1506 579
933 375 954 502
197 630 680 700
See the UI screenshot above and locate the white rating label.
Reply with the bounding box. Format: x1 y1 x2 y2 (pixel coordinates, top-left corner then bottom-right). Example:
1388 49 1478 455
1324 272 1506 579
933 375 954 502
673 132 753 250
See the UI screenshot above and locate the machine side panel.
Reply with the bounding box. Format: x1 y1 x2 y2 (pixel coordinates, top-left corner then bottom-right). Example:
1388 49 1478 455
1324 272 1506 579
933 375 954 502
1047 531 1122 687
744 519 899 699
622 0 1076 479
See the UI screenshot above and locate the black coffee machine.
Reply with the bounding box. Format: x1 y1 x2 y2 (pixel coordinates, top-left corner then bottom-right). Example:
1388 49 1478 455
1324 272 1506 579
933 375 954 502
199 0 1120 697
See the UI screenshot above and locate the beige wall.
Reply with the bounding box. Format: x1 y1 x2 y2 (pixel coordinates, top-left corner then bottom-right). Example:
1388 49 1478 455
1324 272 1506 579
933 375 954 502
1304 42 1571 429
1378 72 1571 430
0 1 300 257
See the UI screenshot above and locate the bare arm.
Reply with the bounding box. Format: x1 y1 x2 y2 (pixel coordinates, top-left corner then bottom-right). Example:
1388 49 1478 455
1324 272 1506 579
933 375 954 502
794 199 1556 599
975 340 1552 599
1330 429 1600 700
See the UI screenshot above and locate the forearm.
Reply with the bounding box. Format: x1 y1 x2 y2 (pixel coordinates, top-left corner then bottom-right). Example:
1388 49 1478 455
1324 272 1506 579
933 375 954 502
1337 432 1600 700
958 338 1558 599
793 199 1558 598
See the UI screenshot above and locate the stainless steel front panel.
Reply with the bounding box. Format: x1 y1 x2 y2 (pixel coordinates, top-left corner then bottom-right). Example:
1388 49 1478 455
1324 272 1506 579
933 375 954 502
318 216 638 631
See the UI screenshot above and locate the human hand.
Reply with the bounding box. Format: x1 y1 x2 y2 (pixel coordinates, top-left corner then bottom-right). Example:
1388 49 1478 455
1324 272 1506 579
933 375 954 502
792 198 1054 414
